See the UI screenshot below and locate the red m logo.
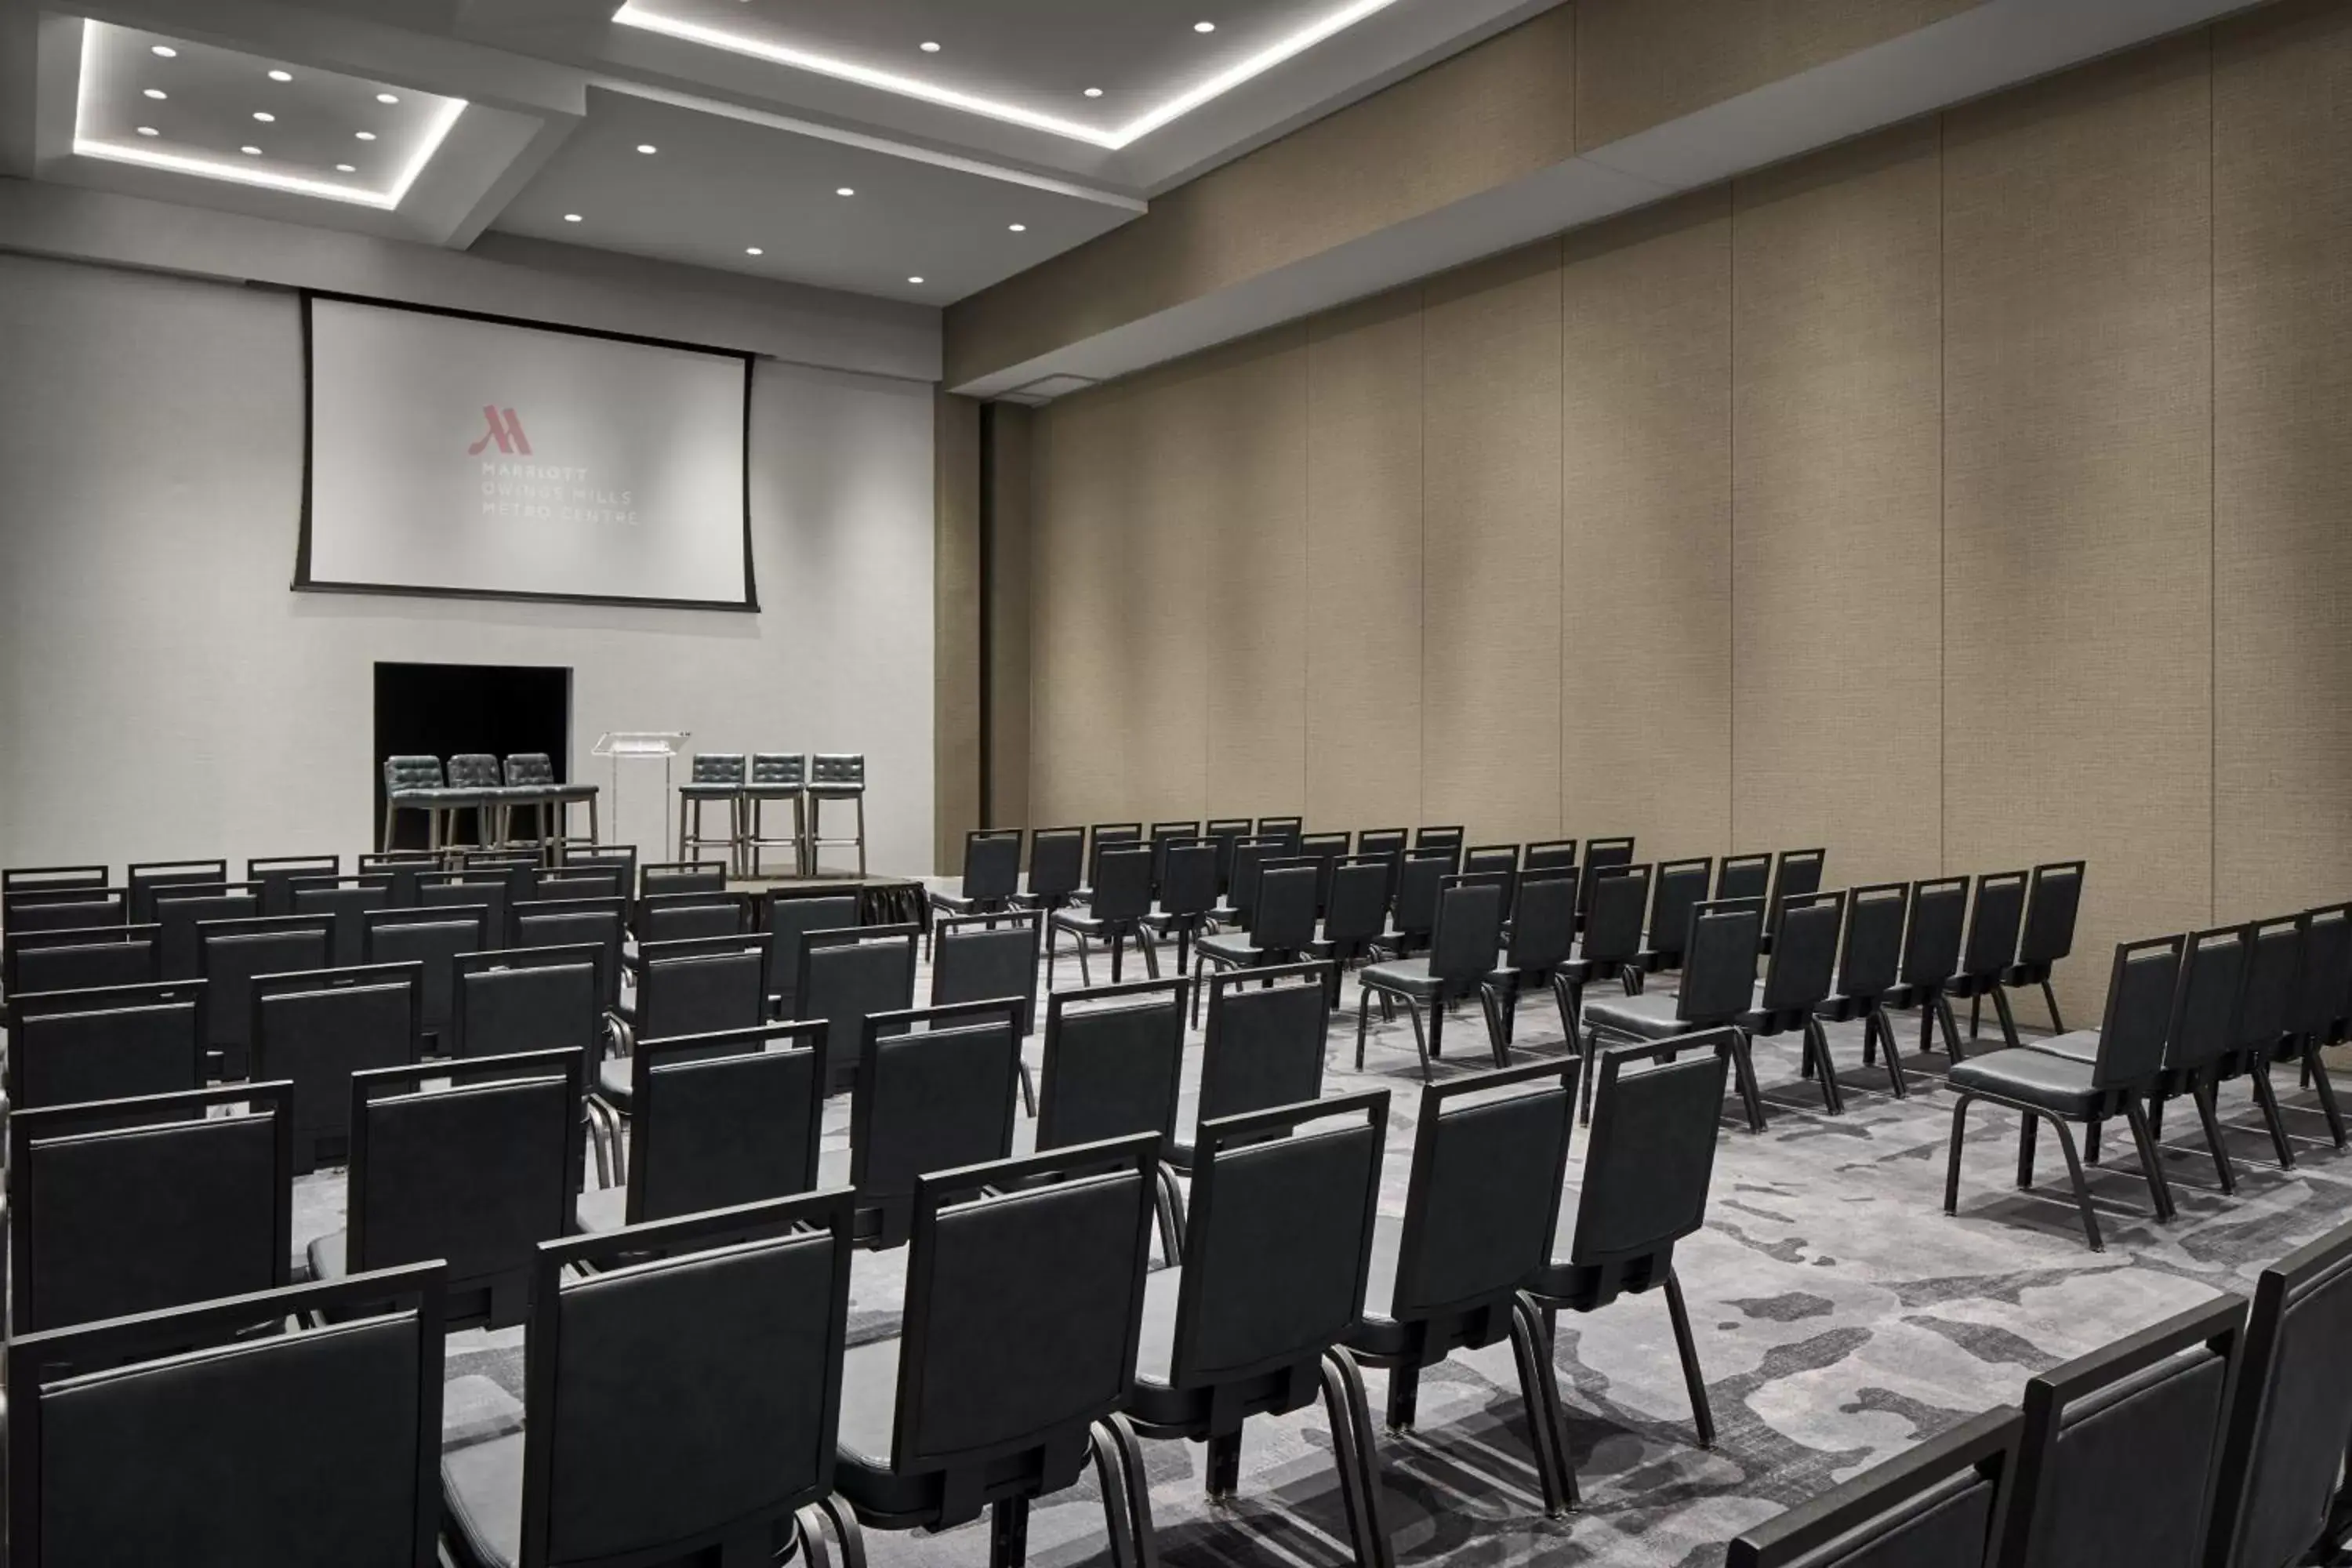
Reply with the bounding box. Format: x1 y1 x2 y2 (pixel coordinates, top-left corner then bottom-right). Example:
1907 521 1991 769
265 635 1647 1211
466 405 532 456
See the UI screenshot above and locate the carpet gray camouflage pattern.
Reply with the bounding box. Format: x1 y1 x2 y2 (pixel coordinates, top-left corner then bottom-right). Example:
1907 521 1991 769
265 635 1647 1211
287 933 2352 1568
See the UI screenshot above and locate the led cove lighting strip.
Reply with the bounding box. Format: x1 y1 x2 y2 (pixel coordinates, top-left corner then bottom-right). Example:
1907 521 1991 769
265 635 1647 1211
71 21 466 209
611 0 1403 150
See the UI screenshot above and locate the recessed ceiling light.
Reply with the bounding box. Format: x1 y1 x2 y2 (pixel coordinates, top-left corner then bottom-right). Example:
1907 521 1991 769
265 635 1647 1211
377 92 400 103
267 69 292 82
1194 20 1216 31
252 111 274 122
336 163 356 172
835 186 855 197
920 41 941 52
907 276 924 285
636 143 657 154
354 130 376 140
563 212 583 222
1084 87 1103 97
150 44 176 58
135 125 158 136
240 145 262 155
745 245 764 256
1008 223 1026 233
143 88 167 100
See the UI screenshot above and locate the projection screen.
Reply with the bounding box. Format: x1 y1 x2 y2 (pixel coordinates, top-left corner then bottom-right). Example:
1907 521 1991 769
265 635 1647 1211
297 295 756 609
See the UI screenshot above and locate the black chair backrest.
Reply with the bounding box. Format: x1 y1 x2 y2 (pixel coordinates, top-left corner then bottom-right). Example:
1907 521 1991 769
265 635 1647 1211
248 855 339 916
1321 857 1393 952
1579 836 1637 917
363 906 489 1040
3 864 108 895
5 924 161 999
1999 1296 2242 1566
2290 903 2352 1041
1389 850 1454 942
510 898 626 1007
931 913 1043 1035
1356 827 1408 862
1415 825 1464 853
623 1022 826 1225
1205 820 1254 895
851 1000 1024 1239
1581 864 1651 966
1171 1091 1388 1390
1758 891 1845 1015
357 850 438 906
640 861 728 902
461 854 538 907
8 1083 292 1337
637 892 751 946
1571 1037 1729 1276
1523 840 1577 874
1199 962 1331 1126
568 846 638 892
634 938 768 1040
1250 861 1321 953
2233 915 2302 1057
1643 858 1714 962
962 830 1025 902
1675 899 1764 1023
347 1049 586 1326
6 981 207 1114
289 876 395 967
417 872 511 949
1148 821 1200 891
1157 840 1220 918
1296 833 1352 913
2206 1217 2352 1568
1026 827 1085 900
2079 935 2187 1091
4 1264 446 1567
1257 815 1305 850
1090 844 1155 924
1225 837 1280 924
1086 823 1144 891
4 886 129 935
2165 924 2252 1077
1037 979 1189 1152
196 914 335 1065
1715 854 1771 903
520 1194 854 1567
1386 1061 1577 1327
450 946 604 1067
1833 882 1908 1000
127 860 230 923
1726 1406 2017 1568
1501 867 1577 973
156 884 263 978
253 963 423 1167
885 1137 1158 1479
764 892 862 1012
797 925 918 1091
2017 860 2085 967
532 868 623 902
1462 844 1519 908
1769 848 1826 906
1959 869 2029 979
1429 876 1506 989
1900 876 1971 988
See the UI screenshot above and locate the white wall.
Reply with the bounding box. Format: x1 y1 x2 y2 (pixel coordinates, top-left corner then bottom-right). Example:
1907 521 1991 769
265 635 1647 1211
0 249 938 875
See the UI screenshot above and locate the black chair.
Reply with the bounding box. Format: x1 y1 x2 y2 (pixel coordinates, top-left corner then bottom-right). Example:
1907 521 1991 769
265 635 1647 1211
1083 822 1145 898
5 922 160 1004
1126 1091 1394 1568
358 848 440 906
195 913 334 1078
575 1020 826 1233
1461 842 1519 912
2 863 108 895
2140 924 2258 1199
1355 829 1408 901
1523 839 1577 875
8 1081 292 1338
1725 1406 2017 1567
364 904 489 1048
1050 844 1160 986
1767 847 1826 908
564 844 638 895
1194 860 1319 1004
1307 855 1396 1001
1530 1033 1737 1455
462 853 542 909
1821 881 1912 1098
4 1263 447 1567
796 924 919 1094
1889 874 1971 1059
832 1136 1161 1568
1357 876 1508 1080
155 882 263 978
1012 826 1084 913
418 870 512 950
1995 1295 2242 1566
1258 815 1305 849
841 1000 1025 1247
1628 856 1714 985
639 859 728 908
806 753 869 877
1745 889 1847 1116
632 891 750 948
1141 838 1220 980
928 829 1025 947
1945 935 2184 1251
1149 819 1204 889
1342 1060 1583 1517
5 979 207 1116
931 913 1044 1102
1482 866 1578 1042
607 935 768 1064
253 962 423 1174
1414 825 1463 854
2285 902 2351 1151
450 946 605 1065
2002 860 2085 1033
1296 831 1353 913
127 858 230 923
676 754 746 867
441 1193 861 1568
289 874 397 968
2214 914 2306 1171
1033 978 1190 1254
248 853 339 916
1204 819 1258 896
1577 835 1636 927
1583 898 1769 1132
529 868 622 902
1945 869 2030 1051
764 890 862 1018
1209 835 1283 932
505 750 601 858
1714 853 1771 903
741 752 808 877
310 1048 586 1329
1555 862 1650 1050
3 885 129 935
2205 1217 2352 1568
510 898 627 1010
1173 962 1334 1174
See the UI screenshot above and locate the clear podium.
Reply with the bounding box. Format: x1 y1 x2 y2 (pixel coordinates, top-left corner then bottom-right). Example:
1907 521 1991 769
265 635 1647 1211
593 731 689 851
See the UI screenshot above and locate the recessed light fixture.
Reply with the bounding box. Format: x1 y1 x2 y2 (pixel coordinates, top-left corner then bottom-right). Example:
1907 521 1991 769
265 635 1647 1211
1083 87 1103 97
135 125 158 136
907 276 924 285
267 69 292 82
336 162 357 172
835 186 855 197
1194 20 1216 32
1008 223 1026 232
635 143 658 154
240 145 262 155
150 44 176 58
745 245 764 256
252 111 274 122
143 88 166 100
611 0 1401 149
354 130 376 140
377 92 400 104
563 212 583 222
920 41 941 52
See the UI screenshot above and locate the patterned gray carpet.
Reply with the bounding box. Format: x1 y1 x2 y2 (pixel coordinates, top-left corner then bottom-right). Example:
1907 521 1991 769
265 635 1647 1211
292 938 2352 1568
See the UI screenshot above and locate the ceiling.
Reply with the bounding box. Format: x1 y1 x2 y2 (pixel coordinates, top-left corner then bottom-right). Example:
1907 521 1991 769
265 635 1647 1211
0 0 1555 303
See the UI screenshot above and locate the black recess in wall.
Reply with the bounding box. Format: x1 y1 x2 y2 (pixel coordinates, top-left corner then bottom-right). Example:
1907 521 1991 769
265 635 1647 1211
372 662 572 849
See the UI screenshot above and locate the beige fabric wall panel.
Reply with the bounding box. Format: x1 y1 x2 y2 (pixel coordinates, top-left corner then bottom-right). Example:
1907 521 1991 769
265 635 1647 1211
1421 242 1566 844
1942 38 2214 1018
2212 0 2352 924
1559 193 1734 857
1730 125 1944 889
1306 290 1428 833
1573 0 1983 154
933 392 983 870
985 404 1034 831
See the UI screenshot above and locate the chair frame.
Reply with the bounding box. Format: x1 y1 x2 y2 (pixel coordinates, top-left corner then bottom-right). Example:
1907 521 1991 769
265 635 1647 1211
1726 1405 2019 1567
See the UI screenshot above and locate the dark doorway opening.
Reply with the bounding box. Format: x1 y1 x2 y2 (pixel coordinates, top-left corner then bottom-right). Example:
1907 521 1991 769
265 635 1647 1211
372 662 573 849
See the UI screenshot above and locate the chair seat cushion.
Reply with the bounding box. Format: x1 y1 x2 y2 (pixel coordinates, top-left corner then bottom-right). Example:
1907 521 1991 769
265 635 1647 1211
1359 957 1439 1000
441 1434 524 1568
740 784 803 800
595 1058 634 1111
307 1230 348 1282
392 788 488 808
833 1336 938 1520
677 783 742 799
2026 1029 2103 1065
1345 1215 1413 1359
807 785 865 798
1132 1265 1185 1390
1195 932 1263 967
1051 910 1120 937
1581 991 1690 1040
575 1184 627 1234
1945 1047 2103 1117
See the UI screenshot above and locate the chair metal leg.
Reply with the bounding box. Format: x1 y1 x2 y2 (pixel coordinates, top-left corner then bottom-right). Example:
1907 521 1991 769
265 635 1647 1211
989 1496 1030 1568
1944 1093 1975 1215
1138 927 1161 979
1873 1006 1907 1098
1319 1348 1396 1568
855 793 867 877
1356 986 1373 1069
1969 993 1982 1040
1987 984 2024 1052
2045 1113 2103 1253
1936 994 1966 1062
1152 1161 1185 1261
1403 997 1432 1081
2192 1083 2239 1196
1663 1269 1715 1450
1505 1292 1579 1517
1076 932 1094 987
2123 1098 2176 1221
1384 1362 1417 1433
1804 1019 1844 1115
2085 1119 2102 1165
1204 1432 1242 1501
1018 1058 1037 1119
1428 998 1446 1062
1109 932 1125 985
814 1497 868 1568
2016 1111 2038 1189
2249 1064 2297 1170
2304 1039 2348 1150
1578 1022 1599 1126
1727 1027 1767 1133
2041 979 2065 1033
1479 984 1510 1068
1091 1415 1158 1568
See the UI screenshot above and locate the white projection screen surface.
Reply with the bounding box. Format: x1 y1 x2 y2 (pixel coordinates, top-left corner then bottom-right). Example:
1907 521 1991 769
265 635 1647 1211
299 296 755 608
